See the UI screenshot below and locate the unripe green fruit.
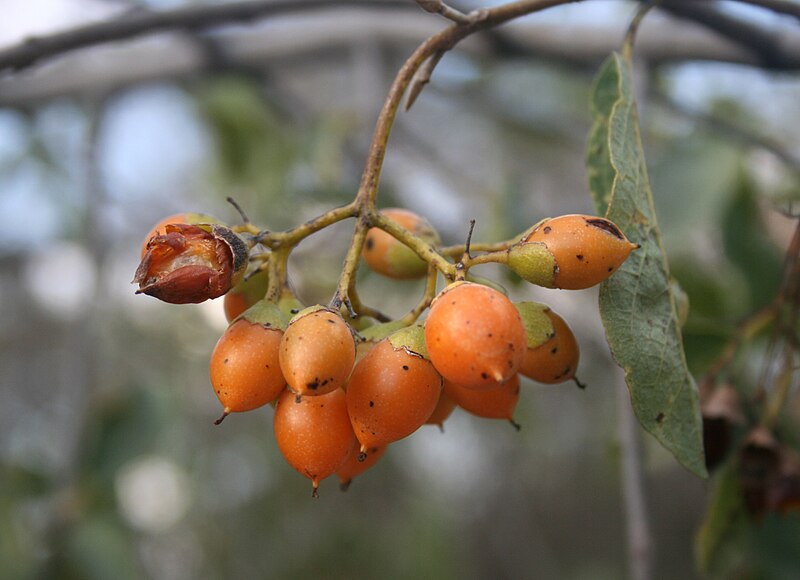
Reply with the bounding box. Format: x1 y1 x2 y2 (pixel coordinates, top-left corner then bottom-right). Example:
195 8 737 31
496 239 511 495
507 214 638 290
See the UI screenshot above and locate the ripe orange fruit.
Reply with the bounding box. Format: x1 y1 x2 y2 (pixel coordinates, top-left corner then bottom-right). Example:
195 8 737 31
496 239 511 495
425 391 456 431
444 374 521 429
424 282 526 389
209 301 288 421
279 306 356 397
515 302 581 385
507 214 638 289
274 388 355 496
336 443 387 491
346 326 442 452
362 208 440 279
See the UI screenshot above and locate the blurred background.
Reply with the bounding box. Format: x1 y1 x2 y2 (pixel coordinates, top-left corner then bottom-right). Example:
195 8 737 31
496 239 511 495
1 0 799 578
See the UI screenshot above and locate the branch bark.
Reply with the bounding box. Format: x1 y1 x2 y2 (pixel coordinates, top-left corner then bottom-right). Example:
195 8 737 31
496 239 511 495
653 0 799 69
0 0 411 73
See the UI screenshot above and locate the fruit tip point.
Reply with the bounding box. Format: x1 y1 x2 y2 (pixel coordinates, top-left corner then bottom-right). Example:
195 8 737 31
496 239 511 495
213 410 230 425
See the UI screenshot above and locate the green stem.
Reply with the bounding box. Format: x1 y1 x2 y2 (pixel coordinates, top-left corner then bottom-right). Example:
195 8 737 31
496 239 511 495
259 202 357 249
265 247 291 302
330 218 369 316
464 250 509 268
441 239 517 258
371 213 454 277
401 265 440 325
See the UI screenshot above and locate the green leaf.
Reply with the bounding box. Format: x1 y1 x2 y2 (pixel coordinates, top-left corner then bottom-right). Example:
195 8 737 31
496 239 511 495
587 53 707 477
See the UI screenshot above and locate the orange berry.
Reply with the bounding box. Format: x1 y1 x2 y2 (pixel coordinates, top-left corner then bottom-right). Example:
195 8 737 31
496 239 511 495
336 443 387 491
347 326 442 451
425 391 456 431
274 388 355 496
209 301 288 420
444 374 521 429
362 208 440 279
424 282 526 389
516 302 581 385
507 214 638 289
279 306 356 396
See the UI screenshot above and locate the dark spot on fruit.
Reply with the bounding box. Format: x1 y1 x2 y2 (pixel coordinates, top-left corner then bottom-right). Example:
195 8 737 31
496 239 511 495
481 372 489 379
298 336 303 341
656 412 665 423
551 347 558 354
327 319 335 324
402 365 409 371
451 300 456 305
294 395 302 404
223 358 229 364
488 333 493 337
265 364 270 368
369 401 374 407
508 343 515 350
466 320 471 324
586 218 624 239
307 380 319 390
543 226 552 234
576 254 584 261
365 237 374 250
608 267 614 272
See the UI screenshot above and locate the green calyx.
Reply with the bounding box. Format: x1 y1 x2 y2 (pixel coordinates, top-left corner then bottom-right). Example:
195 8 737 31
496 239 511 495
506 242 557 288
239 299 288 330
388 325 428 359
277 291 305 320
359 319 408 343
288 304 330 325
514 302 555 349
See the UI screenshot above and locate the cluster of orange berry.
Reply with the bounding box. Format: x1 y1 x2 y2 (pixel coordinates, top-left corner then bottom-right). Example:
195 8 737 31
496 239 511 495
135 209 638 495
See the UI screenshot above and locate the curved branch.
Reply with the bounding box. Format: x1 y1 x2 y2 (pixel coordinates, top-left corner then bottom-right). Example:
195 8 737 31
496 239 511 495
0 0 411 73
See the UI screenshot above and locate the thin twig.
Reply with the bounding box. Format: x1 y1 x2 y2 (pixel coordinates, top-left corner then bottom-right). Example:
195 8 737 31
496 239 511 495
0 0 410 72
617 379 655 580
405 50 445 111
651 0 796 69
415 0 474 24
